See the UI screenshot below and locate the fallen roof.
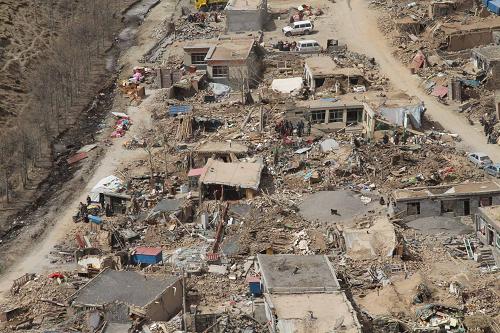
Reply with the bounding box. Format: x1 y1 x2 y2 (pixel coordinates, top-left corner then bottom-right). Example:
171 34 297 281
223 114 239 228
69 269 179 308
205 39 254 62
265 293 362 333
196 141 248 155
472 45 500 61
258 254 340 294
148 198 185 218
304 56 337 77
392 181 500 201
200 158 263 190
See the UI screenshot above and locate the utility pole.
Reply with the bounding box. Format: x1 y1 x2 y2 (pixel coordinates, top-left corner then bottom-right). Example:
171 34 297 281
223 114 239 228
182 267 187 331
259 106 264 132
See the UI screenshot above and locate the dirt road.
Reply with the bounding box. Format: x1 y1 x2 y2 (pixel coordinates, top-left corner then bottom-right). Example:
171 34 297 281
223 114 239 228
0 101 153 297
328 0 500 161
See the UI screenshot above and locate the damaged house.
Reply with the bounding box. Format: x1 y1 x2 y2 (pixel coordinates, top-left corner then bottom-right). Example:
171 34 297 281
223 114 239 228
68 269 182 323
257 254 362 333
303 56 364 93
199 158 264 200
391 181 500 221
363 100 425 140
472 45 500 75
195 141 249 165
225 0 268 32
183 38 261 87
428 1 456 19
475 205 500 264
286 96 365 133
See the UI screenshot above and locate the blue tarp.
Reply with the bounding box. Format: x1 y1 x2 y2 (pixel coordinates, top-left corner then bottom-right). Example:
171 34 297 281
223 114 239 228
320 98 338 103
88 215 102 225
487 0 500 14
483 0 490 6
380 103 424 129
461 79 481 87
168 105 193 116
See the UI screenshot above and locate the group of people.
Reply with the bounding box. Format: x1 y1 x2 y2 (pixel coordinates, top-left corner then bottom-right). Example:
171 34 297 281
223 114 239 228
382 130 410 145
78 195 114 223
480 113 498 144
275 120 311 138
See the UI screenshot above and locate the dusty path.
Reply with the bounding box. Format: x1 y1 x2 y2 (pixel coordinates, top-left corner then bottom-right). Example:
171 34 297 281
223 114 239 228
0 0 179 298
329 0 500 161
0 102 152 297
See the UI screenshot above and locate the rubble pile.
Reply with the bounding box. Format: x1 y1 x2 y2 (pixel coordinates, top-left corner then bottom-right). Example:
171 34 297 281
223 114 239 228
372 0 500 133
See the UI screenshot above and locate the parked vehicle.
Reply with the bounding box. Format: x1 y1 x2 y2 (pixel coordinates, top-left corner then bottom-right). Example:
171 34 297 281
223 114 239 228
195 0 226 10
296 40 321 53
468 152 493 168
282 20 314 37
485 163 500 177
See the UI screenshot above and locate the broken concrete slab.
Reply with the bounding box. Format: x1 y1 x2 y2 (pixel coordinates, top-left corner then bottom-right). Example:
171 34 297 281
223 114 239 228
299 190 377 226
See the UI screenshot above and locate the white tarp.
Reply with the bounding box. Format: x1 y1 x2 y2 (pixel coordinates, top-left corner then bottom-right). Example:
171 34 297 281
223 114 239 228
380 103 424 129
320 139 340 152
209 82 231 97
90 175 124 202
271 77 303 95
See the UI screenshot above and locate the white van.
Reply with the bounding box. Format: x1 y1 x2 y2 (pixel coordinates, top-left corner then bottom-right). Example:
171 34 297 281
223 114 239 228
282 20 314 37
296 40 322 53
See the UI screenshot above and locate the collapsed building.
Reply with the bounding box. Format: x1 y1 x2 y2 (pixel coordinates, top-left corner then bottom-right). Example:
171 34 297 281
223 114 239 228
195 141 249 164
391 181 500 221
199 158 264 200
472 45 500 75
474 205 500 265
68 269 182 323
303 56 365 93
442 21 500 51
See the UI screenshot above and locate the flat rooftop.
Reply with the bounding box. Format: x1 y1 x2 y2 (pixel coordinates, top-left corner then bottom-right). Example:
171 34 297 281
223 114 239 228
183 39 218 51
305 56 337 77
473 45 500 61
206 39 254 62
196 141 248 155
225 0 264 10
70 269 179 308
200 158 263 190
258 254 340 293
295 95 364 109
393 181 500 201
266 293 362 333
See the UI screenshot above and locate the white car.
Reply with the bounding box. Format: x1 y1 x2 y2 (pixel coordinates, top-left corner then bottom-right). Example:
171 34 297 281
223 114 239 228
296 40 322 53
282 20 314 37
468 152 492 168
